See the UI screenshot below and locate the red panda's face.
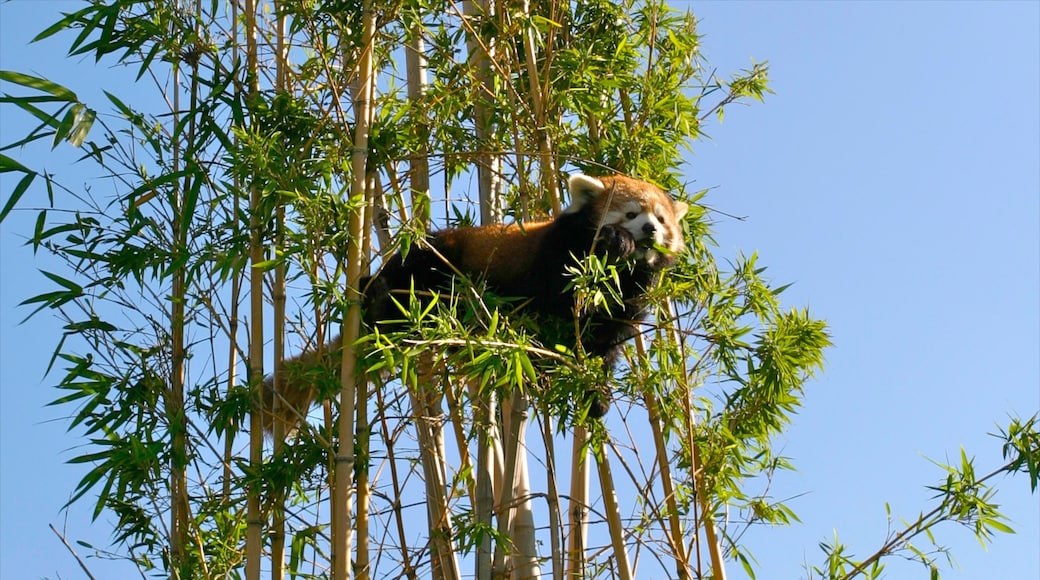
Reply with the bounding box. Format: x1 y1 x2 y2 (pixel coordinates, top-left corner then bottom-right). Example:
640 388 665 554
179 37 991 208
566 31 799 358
566 174 689 267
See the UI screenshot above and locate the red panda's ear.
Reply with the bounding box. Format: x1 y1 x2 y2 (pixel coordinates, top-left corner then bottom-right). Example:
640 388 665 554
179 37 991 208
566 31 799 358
563 174 606 214
673 201 689 220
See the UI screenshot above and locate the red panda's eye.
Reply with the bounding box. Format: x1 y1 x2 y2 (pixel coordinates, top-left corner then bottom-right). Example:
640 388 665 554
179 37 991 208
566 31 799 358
625 211 639 220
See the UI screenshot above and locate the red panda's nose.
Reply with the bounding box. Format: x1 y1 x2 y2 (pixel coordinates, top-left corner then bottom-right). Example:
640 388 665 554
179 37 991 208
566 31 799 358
642 222 656 235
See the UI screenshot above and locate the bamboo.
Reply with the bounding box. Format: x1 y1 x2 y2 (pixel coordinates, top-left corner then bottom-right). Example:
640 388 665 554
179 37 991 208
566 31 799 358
509 397 539 580
375 379 418 579
492 389 539 579
491 390 517 578
634 332 692 579
411 354 461 580
270 6 289 579
223 271 240 501
462 1 510 576
665 301 727 580
462 0 502 225
168 49 188 580
354 171 379 580
474 378 496 580
404 27 430 224
222 0 243 510
520 0 560 214
244 0 264 576
565 426 589 579
537 412 563 580
332 0 377 576
593 437 633 580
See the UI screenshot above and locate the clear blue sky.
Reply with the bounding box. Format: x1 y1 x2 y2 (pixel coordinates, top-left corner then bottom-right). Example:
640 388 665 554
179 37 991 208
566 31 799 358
2 1 1037 579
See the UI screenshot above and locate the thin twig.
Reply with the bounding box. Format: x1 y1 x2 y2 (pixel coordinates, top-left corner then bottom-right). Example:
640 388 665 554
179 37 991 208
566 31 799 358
50 523 98 580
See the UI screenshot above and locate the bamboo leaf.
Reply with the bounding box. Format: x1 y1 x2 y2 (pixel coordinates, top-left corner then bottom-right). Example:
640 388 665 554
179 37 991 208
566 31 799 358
31 5 95 43
0 70 78 101
0 165 36 224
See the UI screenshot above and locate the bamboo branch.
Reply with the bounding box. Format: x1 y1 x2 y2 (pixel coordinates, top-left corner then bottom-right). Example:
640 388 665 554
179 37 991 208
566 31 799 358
50 523 98 580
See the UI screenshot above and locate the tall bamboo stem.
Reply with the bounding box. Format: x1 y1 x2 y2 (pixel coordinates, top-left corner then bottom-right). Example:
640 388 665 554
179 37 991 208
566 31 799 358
411 355 461 580
593 437 633 580
509 397 539 579
405 28 430 224
269 6 289 580
474 378 496 580
463 0 502 225
565 426 590 579
492 389 539 579
520 0 559 213
332 2 376 577
354 172 378 580
168 49 189 580
222 0 241 508
634 332 692 579
664 301 726 580
538 412 563 580
244 0 265 577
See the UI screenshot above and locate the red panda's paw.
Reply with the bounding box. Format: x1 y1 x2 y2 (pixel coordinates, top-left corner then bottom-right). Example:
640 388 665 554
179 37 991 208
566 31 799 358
597 224 637 259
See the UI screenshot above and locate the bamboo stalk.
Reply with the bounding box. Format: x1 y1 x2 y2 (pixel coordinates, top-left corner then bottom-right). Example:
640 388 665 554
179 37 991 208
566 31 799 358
664 301 727 580
537 411 563 580
244 0 264 576
493 389 539 579
222 0 243 513
593 436 633 580
270 6 289 579
169 49 189 579
405 26 430 225
375 379 418 579
565 426 589 579
492 389 518 579
355 372 371 580
411 354 461 580
332 2 377 577
633 332 692 579
223 269 240 502
462 0 502 225
509 400 539 580
474 377 496 580
520 0 560 214
354 171 378 580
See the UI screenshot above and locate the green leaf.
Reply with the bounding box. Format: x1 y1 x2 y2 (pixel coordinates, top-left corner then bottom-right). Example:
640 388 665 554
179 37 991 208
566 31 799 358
0 165 35 224
0 70 78 101
31 5 95 43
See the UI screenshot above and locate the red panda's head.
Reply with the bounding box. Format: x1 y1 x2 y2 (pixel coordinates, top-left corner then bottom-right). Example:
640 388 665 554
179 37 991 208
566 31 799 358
565 174 689 267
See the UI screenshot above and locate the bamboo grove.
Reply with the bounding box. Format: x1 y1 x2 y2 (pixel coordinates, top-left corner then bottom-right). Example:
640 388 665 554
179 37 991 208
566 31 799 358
2 1 1036 579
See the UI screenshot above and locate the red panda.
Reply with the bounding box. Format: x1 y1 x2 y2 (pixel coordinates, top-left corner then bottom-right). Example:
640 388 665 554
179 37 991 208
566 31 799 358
263 174 688 432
